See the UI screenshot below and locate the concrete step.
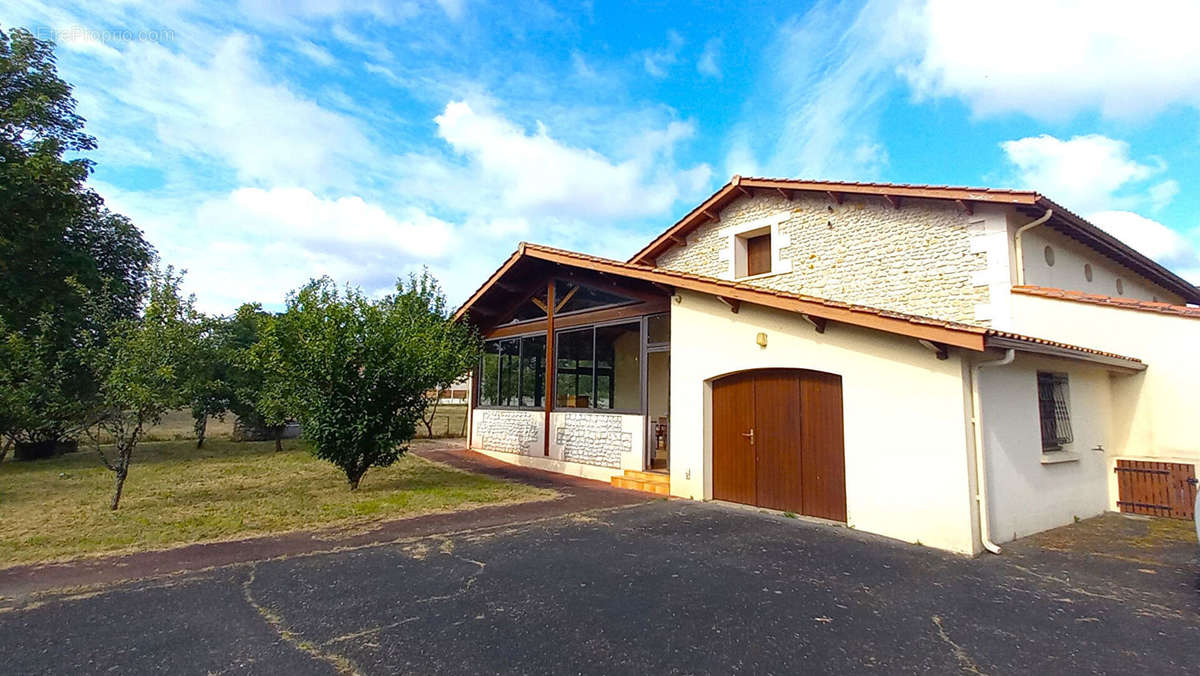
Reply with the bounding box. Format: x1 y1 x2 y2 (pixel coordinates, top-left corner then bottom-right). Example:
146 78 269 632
611 475 671 496
621 469 670 484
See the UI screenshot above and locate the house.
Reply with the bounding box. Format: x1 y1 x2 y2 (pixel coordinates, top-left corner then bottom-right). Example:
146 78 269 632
454 176 1200 555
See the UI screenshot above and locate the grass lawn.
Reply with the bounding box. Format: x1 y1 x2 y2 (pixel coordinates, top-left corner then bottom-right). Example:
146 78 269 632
0 438 554 568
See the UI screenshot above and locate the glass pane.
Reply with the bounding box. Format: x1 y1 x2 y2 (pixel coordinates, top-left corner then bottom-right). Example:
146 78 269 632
595 322 641 410
646 313 670 344
498 338 520 407
556 328 594 408
555 280 635 314
520 334 546 408
479 341 501 406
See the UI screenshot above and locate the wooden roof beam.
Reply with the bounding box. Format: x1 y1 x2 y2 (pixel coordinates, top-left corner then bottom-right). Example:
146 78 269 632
956 199 974 216
801 314 826 333
717 296 740 314
735 185 753 198
918 339 949 360
670 233 688 246
826 190 843 205
883 194 901 209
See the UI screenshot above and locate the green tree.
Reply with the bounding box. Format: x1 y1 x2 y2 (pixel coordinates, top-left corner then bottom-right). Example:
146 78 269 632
270 272 479 489
86 269 199 509
185 315 234 448
0 27 154 446
223 304 291 450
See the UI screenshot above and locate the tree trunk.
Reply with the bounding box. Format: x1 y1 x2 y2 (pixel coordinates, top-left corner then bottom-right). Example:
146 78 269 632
195 416 207 449
274 426 283 452
423 397 440 438
110 467 128 511
0 437 11 463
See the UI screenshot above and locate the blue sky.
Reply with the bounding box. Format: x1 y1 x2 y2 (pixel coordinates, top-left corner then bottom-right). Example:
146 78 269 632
8 0 1200 312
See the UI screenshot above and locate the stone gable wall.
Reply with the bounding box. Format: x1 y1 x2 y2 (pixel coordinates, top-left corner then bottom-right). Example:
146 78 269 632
656 192 991 326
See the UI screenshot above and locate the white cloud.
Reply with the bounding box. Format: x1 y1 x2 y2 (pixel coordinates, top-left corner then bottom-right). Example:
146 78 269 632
433 101 711 221
998 134 1200 283
1090 211 1200 283
733 0 914 179
109 34 377 191
101 184 455 314
697 37 722 79
1000 134 1170 214
902 0 1200 120
292 39 336 66
640 31 684 79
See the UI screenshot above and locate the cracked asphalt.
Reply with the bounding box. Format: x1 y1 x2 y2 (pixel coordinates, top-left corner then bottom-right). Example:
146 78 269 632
4 501 1198 675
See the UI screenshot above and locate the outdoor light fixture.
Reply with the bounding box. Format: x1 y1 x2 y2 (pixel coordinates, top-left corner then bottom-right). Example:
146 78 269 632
756 332 768 348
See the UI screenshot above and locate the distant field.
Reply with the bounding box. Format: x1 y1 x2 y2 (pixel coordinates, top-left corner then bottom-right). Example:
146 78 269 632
88 405 469 444
0 436 552 567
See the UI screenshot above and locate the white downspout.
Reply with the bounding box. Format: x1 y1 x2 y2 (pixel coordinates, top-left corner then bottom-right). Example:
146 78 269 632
971 348 1015 554
1013 209 1053 285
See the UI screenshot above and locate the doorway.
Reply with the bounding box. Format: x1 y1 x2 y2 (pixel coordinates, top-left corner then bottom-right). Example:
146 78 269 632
646 350 670 471
711 368 846 521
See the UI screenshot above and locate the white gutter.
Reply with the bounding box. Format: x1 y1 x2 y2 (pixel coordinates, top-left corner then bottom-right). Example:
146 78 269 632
970 348 1015 555
1013 208 1053 285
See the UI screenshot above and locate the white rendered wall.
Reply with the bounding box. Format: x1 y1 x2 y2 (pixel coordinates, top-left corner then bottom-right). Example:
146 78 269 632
669 290 979 554
1009 294 1200 511
976 354 1114 543
1018 226 1183 303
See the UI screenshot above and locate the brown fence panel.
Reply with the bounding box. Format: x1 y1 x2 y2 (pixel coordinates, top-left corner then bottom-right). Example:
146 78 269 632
1115 460 1197 520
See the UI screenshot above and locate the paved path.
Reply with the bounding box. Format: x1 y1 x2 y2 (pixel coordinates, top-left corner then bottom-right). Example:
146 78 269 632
0 443 652 599
3 492 1198 674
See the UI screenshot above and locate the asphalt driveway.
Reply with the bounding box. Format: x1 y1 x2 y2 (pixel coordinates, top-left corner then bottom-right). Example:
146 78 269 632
4 495 1198 675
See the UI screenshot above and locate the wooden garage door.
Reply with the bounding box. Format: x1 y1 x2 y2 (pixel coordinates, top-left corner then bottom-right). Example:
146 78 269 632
712 369 846 521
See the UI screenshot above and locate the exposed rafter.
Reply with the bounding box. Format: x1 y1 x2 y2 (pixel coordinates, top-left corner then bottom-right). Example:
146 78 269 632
918 339 949 360
702 209 719 224
735 185 752 198
826 190 843 205
670 234 688 246
801 314 826 333
956 199 974 216
775 187 790 200
717 296 741 313
553 285 578 312
883 194 901 209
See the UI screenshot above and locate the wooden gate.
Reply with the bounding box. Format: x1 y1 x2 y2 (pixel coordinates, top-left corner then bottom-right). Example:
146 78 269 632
1114 460 1198 520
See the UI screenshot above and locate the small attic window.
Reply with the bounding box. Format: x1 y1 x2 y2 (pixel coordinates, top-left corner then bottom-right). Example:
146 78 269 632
1043 246 1055 267
1084 263 1093 282
1115 278 1125 296
736 230 772 278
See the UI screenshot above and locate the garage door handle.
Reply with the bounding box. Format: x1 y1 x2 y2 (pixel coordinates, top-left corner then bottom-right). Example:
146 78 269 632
742 428 754 445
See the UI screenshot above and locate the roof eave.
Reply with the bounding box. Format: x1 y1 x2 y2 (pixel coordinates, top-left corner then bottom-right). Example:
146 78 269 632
984 336 1145 373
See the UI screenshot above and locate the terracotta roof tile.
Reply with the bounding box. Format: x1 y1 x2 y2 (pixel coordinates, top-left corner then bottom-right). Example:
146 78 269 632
1012 285 1200 319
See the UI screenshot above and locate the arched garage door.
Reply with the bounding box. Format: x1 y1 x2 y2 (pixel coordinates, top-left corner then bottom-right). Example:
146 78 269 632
712 369 846 522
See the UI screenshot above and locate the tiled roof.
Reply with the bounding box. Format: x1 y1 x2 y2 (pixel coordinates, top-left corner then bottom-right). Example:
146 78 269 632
1012 285 1200 319
456 242 1144 367
628 176 1200 304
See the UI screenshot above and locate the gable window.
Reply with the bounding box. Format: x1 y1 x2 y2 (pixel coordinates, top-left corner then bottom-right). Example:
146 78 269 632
1036 372 1073 451
734 228 773 278
746 233 772 276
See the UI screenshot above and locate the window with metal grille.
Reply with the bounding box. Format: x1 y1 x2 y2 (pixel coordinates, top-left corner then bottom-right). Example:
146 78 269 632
1037 372 1073 451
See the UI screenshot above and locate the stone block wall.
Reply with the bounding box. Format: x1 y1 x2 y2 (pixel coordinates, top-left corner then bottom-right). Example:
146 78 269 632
656 192 991 326
475 410 541 455
554 412 633 468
